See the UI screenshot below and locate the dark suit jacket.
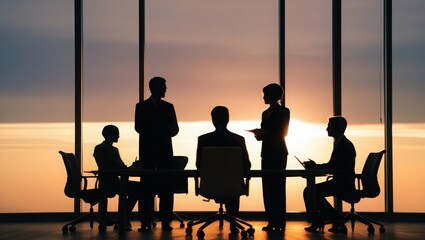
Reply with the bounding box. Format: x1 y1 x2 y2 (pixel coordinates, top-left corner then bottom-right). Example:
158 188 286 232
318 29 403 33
135 98 179 169
258 105 290 169
316 135 356 193
93 141 127 196
196 129 251 172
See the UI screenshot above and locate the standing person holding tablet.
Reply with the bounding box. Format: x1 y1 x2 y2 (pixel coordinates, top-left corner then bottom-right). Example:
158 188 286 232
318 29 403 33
248 83 290 232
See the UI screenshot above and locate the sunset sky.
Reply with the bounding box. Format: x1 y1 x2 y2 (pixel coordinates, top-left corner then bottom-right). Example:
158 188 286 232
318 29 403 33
1 0 424 124
1 0 425 213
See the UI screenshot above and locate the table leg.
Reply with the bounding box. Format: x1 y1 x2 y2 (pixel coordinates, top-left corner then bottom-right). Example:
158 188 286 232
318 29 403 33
282 178 287 228
334 197 342 213
118 175 129 232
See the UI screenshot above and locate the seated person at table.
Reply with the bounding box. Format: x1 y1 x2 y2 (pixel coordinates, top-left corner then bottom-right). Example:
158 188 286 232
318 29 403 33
196 106 251 234
94 124 142 232
303 116 356 233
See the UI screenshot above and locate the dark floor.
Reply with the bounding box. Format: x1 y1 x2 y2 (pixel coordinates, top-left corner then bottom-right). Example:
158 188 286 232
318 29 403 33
1 219 425 240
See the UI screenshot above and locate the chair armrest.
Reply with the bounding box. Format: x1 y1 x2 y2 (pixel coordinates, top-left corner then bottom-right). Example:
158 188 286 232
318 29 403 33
194 176 199 196
354 173 362 190
95 178 99 189
81 176 88 190
244 177 251 197
81 175 99 190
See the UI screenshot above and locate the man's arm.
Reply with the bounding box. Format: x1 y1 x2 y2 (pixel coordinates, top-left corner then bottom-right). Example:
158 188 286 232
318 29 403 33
134 102 143 134
168 104 179 137
114 147 128 169
93 145 108 170
240 138 251 171
195 137 204 170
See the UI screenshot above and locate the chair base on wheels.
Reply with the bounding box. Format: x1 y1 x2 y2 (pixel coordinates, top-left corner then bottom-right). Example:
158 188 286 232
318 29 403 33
62 206 99 233
185 203 255 239
153 211 193 228
342 204 385 234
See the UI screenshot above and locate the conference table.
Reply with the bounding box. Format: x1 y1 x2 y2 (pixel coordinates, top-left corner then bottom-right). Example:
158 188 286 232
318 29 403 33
100 168 335 232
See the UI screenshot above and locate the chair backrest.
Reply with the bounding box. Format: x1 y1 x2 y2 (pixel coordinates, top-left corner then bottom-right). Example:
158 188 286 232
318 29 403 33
173 156 189 193
198 147 245 200
173 156 188 170
360 150 386 198
59 151 82 198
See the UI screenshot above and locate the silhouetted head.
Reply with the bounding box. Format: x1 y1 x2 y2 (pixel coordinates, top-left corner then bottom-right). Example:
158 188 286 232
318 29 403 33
263 83 283 104
149 76 167 99
102 125 119 143
211 106 229 130
326 116 347 138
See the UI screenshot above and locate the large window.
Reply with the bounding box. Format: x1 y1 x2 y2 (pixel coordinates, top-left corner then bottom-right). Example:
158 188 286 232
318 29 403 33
145 0 278 211
0 0 75 212
80 0 140 212
284 0 334 212
1 0 424 214
392 0 425 212
341 0 386 212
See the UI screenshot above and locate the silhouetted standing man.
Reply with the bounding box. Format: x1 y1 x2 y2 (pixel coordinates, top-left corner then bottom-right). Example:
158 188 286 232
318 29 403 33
135 76 179 231
196 106 251 234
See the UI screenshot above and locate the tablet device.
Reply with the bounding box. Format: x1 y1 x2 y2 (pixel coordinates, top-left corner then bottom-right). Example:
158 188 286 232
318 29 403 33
294 156 306 169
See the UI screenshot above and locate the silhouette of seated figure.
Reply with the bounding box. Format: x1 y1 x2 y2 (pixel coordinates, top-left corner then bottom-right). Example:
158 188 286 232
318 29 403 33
93 124 142 232
196 106 251 234
303 116 356 234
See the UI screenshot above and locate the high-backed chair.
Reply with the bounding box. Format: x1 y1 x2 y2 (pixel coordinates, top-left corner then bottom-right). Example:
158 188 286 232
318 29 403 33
59 151 101 233
185 147 254 239
153 156 192 228
341 150 386 234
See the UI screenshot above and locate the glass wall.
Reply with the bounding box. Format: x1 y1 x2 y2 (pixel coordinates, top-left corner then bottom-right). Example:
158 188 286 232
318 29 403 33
285 0 333 212
341 0 386 211
392 0 425 212
1 0 425 214
145 0 278 211
0 0 75 212
81 0 140 212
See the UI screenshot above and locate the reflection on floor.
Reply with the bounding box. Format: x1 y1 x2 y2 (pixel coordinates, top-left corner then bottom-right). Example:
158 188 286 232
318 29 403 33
1 220 425 240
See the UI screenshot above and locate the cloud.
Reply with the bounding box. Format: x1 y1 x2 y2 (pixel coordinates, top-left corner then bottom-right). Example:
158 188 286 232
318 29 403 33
1 0 424 123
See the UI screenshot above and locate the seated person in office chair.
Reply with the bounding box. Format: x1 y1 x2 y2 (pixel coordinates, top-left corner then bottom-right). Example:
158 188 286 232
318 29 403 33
196 106 252 234
94 124 142 232
303 116 356 234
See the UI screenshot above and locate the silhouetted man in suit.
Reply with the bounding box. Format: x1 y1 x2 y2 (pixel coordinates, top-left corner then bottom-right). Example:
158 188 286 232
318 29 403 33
196 106 251 234
303 116 356 233
94 125 141 232
135 76 179 231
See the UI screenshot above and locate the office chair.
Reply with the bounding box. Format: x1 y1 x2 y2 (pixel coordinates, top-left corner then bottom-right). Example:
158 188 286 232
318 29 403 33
153 156 192 228
185 147 255 239
340 150 386 234
59 151 101 233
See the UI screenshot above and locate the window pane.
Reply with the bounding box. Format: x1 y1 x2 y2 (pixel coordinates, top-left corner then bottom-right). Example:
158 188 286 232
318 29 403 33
81 0 140 212
393 0 425 212
342 0 385 212
146 0 279 211
0 0 74 212
285 0 333 212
